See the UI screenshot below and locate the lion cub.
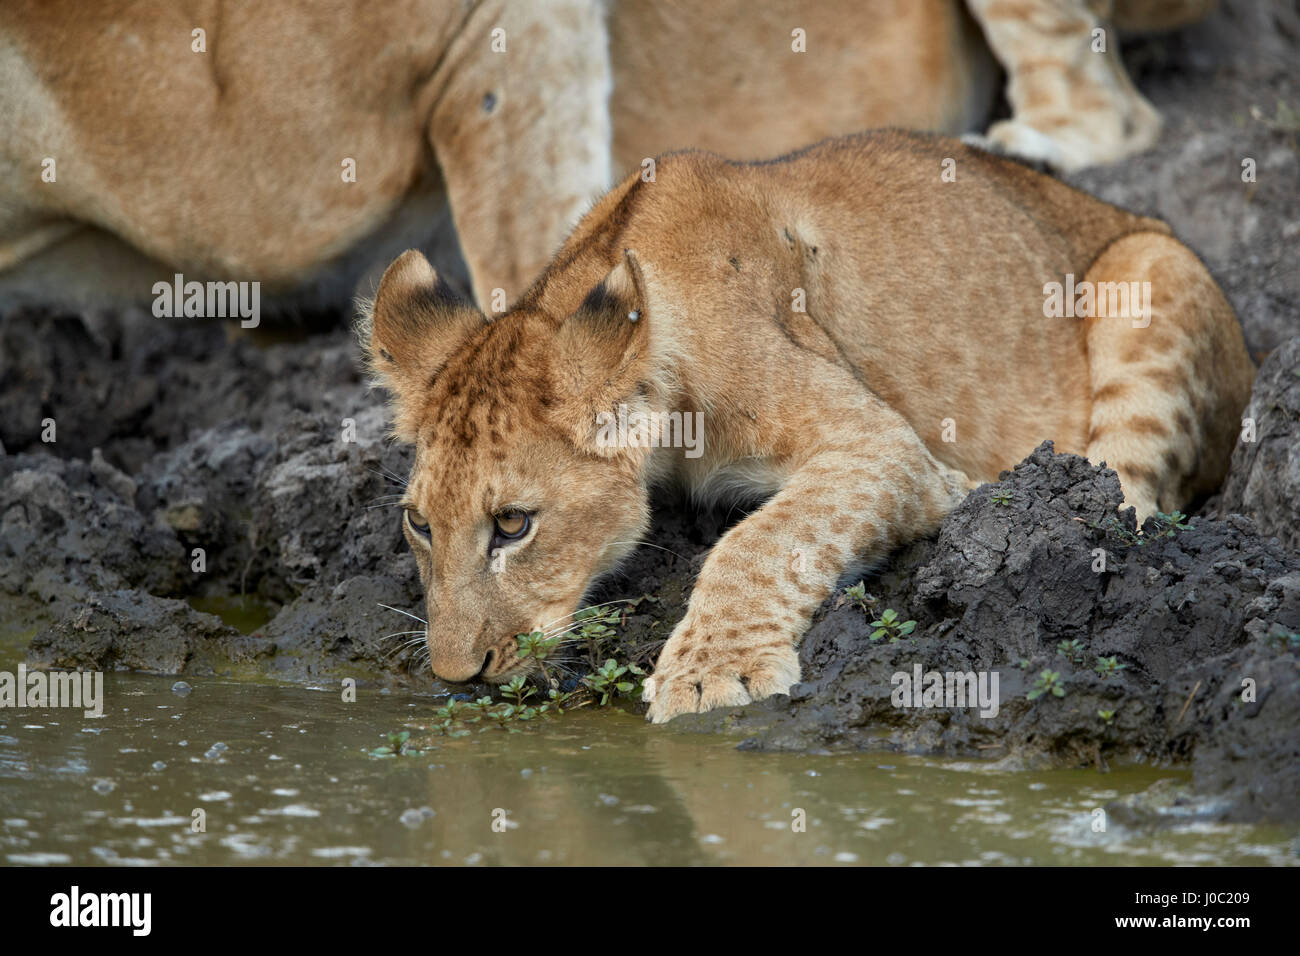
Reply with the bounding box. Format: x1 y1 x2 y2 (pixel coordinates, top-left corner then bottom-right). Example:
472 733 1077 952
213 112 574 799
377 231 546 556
364 130 1254 724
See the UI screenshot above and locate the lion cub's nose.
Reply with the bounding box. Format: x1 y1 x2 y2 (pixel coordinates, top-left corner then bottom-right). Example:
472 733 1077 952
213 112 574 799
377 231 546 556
429 648 491 684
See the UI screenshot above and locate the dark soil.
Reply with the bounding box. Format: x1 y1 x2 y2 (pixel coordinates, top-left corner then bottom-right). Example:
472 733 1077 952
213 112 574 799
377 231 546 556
671 443 1300 823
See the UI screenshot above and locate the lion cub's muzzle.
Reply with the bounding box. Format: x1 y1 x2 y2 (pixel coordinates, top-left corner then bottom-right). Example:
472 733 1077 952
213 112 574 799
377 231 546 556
426 629 522 685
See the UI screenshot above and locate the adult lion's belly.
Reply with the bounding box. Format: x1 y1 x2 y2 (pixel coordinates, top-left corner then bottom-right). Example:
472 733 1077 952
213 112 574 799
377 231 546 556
609 0 999 166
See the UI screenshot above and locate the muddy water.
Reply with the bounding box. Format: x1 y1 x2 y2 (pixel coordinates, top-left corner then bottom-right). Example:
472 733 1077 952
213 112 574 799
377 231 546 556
2 665 1296 866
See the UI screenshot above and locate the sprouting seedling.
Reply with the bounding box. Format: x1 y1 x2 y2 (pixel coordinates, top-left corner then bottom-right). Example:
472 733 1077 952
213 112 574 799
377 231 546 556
1262 629 1300 651
370 729 422 757
990 489 1013 506
502 675 536 707
573 605 620 640
1027 670 1065 700
838 580 876 612
582 659 646 706
1093 514 1142 546
568 605 632 673
516 630 561 660
423 604 648 736
1094 656 1127 679
1097 709 1116 725
1148 510 1192 538
870 608 916 643
1056 638 1087 663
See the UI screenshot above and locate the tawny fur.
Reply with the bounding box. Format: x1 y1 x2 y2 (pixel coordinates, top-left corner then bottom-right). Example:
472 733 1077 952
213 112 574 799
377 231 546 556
365 130 1255 724
0 0 1214 312
0 0 990 312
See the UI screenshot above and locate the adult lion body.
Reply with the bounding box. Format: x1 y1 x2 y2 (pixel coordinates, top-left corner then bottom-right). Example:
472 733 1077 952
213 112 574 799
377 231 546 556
0 0 1213 315
0 0 992 312
365 130 1255 723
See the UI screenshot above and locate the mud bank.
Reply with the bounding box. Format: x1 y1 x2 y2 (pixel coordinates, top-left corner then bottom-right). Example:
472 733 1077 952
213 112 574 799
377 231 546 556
1214 337 1300 550
0 313 433 690
673 443 1300 823
3 312 1299 821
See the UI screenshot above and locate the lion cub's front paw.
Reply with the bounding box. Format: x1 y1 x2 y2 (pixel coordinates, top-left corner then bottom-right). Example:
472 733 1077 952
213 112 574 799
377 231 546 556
642 630 800 725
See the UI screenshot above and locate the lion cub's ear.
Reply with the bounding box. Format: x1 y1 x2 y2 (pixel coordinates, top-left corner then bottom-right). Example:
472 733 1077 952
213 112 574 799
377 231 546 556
551 249 654 454
362 249 485 442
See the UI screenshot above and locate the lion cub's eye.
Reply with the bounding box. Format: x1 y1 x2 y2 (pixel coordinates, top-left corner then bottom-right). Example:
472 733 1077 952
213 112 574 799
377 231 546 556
405 509 431 538
493 510 531 541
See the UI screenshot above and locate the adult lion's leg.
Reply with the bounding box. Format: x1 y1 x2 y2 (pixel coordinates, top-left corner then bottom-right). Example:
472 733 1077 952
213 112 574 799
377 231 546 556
426 0 613 309
644 385 970 724
964 0 1163 170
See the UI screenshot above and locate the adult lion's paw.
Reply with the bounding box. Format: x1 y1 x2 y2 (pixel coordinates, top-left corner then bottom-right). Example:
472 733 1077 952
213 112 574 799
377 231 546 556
642 638 800 725
982 119 1072 170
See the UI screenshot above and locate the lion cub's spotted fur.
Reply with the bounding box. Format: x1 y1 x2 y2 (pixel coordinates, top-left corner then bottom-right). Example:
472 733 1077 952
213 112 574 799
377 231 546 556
365 130 1254 723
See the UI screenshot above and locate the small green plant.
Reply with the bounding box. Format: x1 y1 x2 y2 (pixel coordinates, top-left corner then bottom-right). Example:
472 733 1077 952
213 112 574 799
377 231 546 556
990 490 1013 506
870 608 916 643
582 658 646 706
516 630 561 661
429 692 560 737
370 730 423 757
1250 98 1300 133
1261 629 1300 652
1094 514 1142 546
1147 510 1192 538
1056 638 1087 663
1092 509 1191 547
501 674 537 707
420 603 650 738
839 580 877 612
1094 655 1127 679
1018 658 1031 670
1028 669 1065 701
573 604 620 640
1097 709 1116 726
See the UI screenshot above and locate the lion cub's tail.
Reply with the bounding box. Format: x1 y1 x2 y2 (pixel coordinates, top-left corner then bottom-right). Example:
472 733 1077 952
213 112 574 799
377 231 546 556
1080 231 1255 520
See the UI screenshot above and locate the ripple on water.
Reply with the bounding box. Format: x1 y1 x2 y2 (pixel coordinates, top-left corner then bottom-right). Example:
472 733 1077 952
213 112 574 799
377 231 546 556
5 672 1294 867
8 852 72 864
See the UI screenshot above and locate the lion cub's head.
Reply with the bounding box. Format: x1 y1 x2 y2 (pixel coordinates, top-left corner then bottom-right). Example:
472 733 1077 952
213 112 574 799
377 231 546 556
363 249 656 684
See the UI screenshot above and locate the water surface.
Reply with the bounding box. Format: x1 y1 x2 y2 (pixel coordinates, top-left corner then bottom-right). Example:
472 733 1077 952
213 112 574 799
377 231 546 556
2 672 1295 866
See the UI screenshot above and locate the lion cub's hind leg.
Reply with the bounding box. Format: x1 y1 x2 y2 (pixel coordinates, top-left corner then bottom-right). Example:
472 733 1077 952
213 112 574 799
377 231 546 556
1081 232 1255 522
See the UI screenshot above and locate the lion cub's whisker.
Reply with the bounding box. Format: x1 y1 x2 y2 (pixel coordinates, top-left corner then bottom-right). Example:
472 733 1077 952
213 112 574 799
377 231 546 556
376 629 424 644
366 466 409 488
533 597 636 634
381 637 426 663
607 540 690 562
377 603 428 626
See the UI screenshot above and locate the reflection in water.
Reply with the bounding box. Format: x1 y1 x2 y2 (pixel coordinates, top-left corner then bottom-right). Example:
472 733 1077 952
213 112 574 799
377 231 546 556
0 674 1295 865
